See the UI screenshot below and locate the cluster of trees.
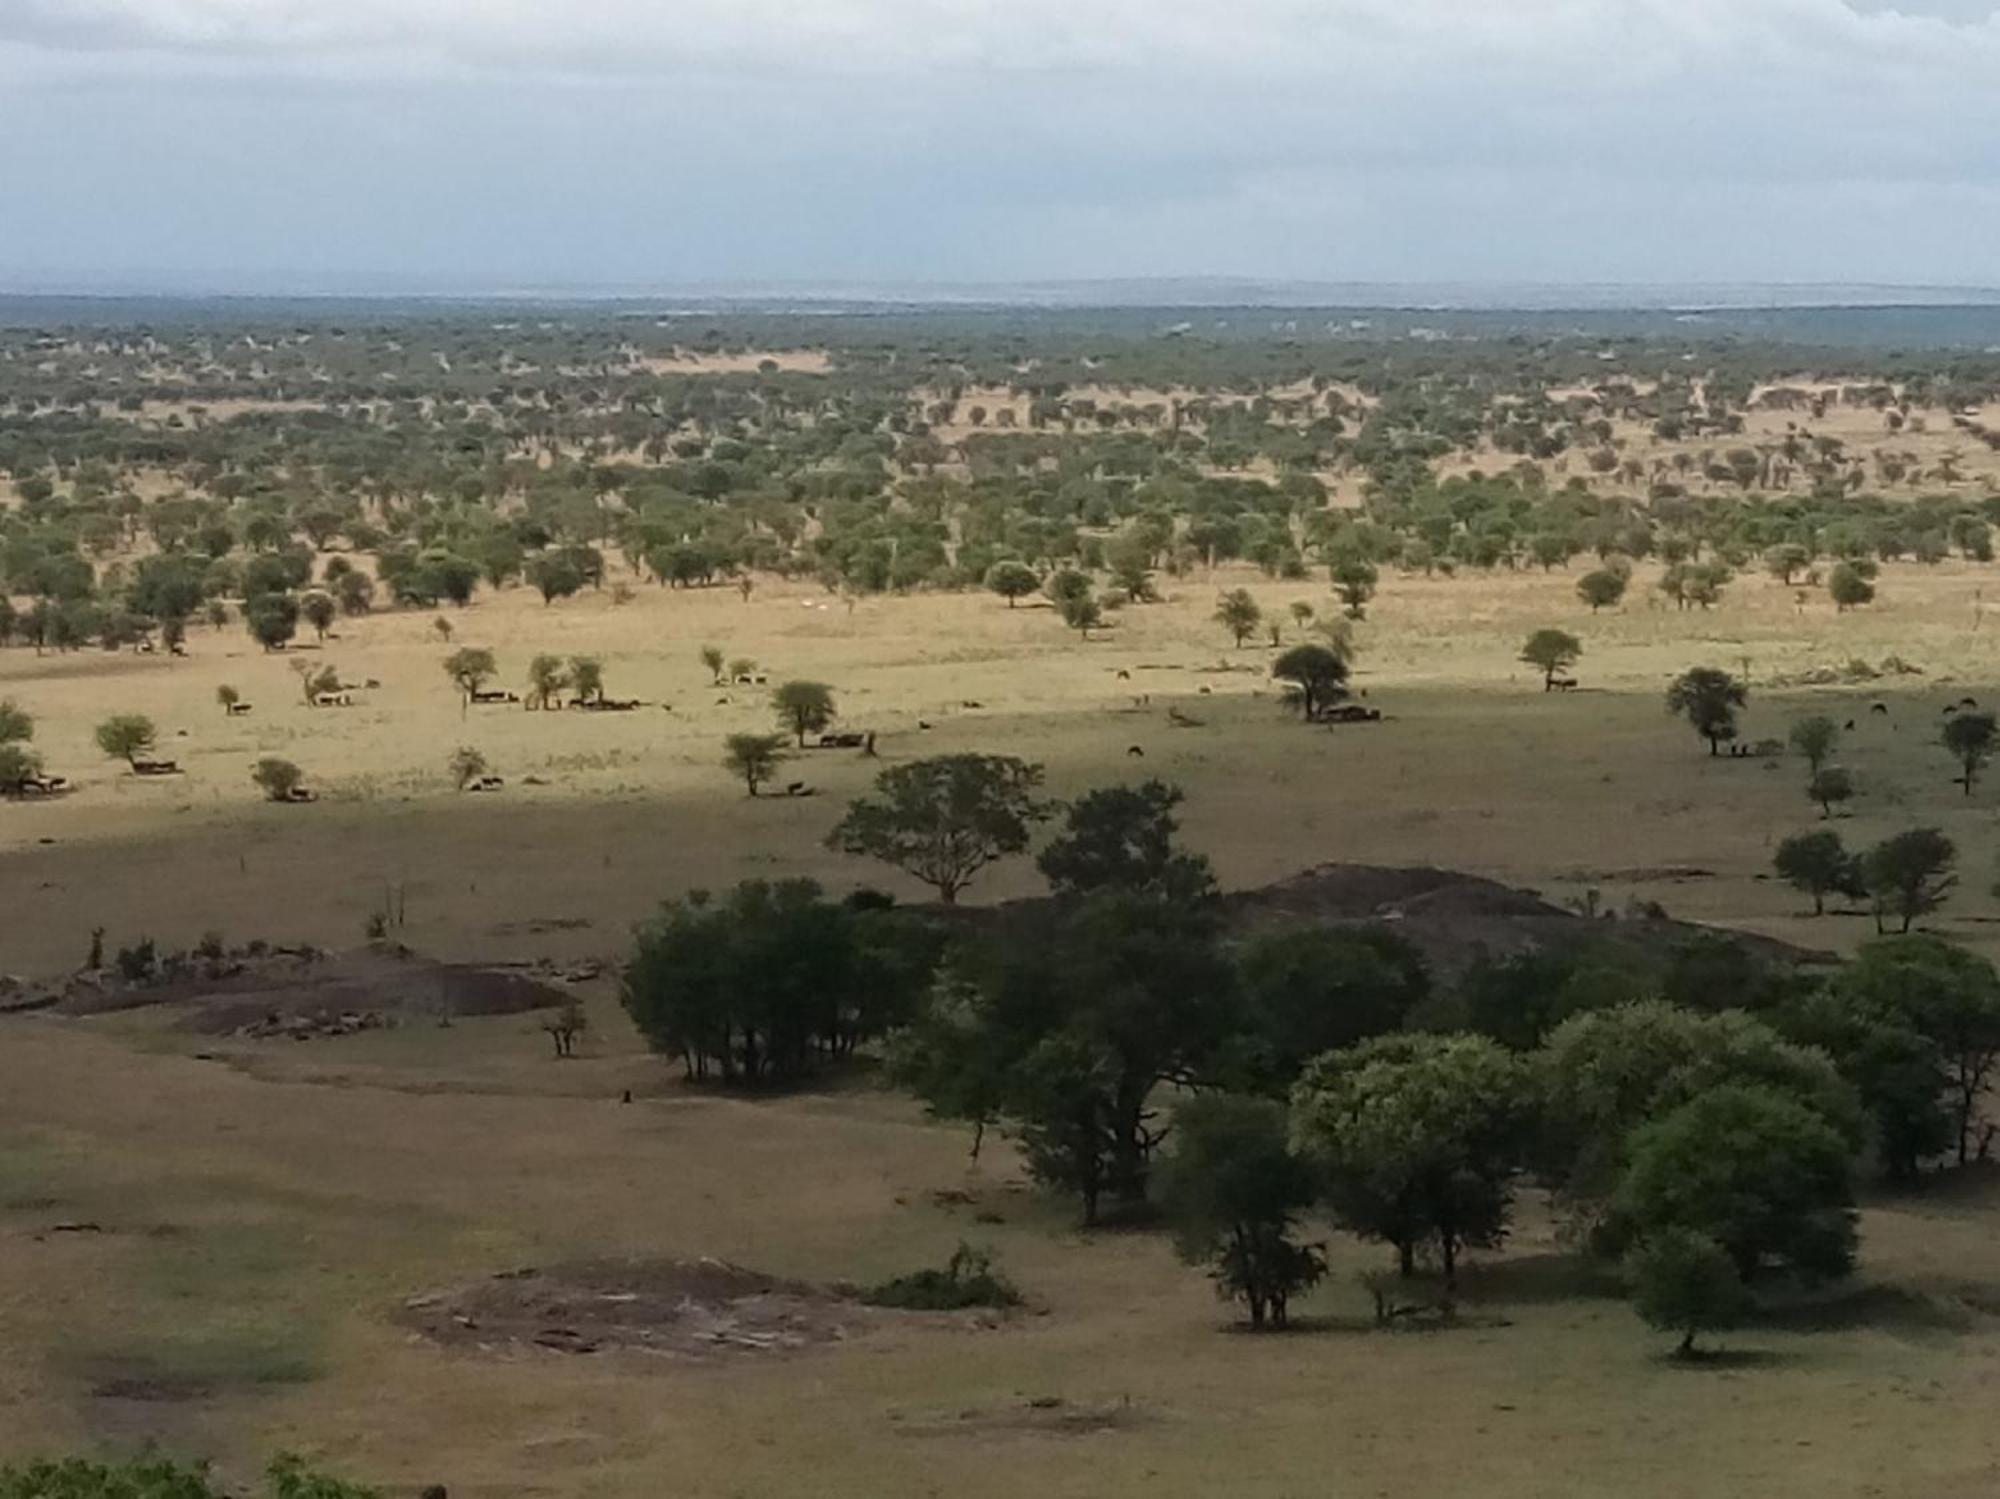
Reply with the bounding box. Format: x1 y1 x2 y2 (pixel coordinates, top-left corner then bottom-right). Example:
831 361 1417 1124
619 766 2000 1353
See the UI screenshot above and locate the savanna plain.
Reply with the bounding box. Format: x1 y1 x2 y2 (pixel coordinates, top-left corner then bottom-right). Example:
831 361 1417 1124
4 307 2000 1498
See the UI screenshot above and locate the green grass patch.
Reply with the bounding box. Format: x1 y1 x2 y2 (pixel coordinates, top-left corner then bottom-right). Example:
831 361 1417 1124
861 1243 1022 1311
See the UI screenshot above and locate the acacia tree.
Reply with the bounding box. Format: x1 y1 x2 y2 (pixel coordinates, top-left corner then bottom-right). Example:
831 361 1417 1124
1291 1033 1533 1285
1214 588 1263 647
1789 715 1840 777
1330 556 1378 619
94 714 157 769
1773 829 1861 915
1666 666 1747 755
827 754 1049 904
1271 643 1349 721
1862 827 1957 933
1808 765 1855 819
1161 1093 1326 1330
723 732 789 796
772 680 836 746
985 560 1040 608
1035 779 1216 903
1629 1228 1750 1358
1577 569 1627 612
569 655 606 706
251 756 305 801
699 644 726 684
1943 711 1997 796
299 589 337 642
525 654 568 711
1519 628 1582 690
442 646 497 716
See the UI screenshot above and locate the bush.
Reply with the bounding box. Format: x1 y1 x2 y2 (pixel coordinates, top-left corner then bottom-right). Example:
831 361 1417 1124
252 757 305 802
860 1243 1021 1310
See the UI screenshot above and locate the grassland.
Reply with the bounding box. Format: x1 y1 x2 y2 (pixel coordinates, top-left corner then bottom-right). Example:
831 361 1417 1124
5 549 2000 1495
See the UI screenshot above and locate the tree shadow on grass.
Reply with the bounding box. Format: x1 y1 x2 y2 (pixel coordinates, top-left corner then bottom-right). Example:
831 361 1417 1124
1747 1281 1978 1339
1456 1250 1628 1306
1652 1345 1789 1371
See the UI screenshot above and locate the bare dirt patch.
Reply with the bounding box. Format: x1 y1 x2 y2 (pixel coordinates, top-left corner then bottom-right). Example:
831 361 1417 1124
399 1257 952 1362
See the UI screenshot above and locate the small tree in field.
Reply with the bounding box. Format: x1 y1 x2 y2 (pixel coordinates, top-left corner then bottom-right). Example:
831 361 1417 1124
1330 556 1378 619
1808 765 1854 819
1059 591 1104 639
95 715 157 768
299 589 337 641
251 757 304 801
772 680 836 746
569 655 605 705
1271 643 1350 721
699 644 726 684
1666 666 1746 755
215 684 240 715
1519 628 1582 690
1628 1228 1750 1358
985 560 1040 608
1577 569 1627 612
449 746 488 790
1943 711 1998 796
1862 828 1957 933
244 592 298 652
1828 562 1876 611
0 743 43 797
1789 715 1840 777
442 646 497 715
525 654 568 711
0 700 32 745
1214 588 1263 647
723 732 790 796
827 754 1050 903
1161 1094 1325 1330
1774 829 1862 914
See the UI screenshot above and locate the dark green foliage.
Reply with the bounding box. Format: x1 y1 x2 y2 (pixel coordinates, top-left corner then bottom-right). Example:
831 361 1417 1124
861 1243 1021 1310
771 680 837 746
1292 1032 1533 1285
1861 827 1957 933
1665 666 1746 754
622 879 931 1084
1035 779 1216 903
1270 643 1349 720
1160 1093 1326 1329
1234 926 1428 1085
827 754 1049 904
1942 710 1998 795
1628 1228 1751 1357
1615 1083 1857 1284
1774 829 1864 913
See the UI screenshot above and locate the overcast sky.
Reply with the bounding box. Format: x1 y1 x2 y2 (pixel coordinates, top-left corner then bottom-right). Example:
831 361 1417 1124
5 0 2000 294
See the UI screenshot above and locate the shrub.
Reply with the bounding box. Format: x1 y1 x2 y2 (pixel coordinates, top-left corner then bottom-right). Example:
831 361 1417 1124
861 1244 1021 1310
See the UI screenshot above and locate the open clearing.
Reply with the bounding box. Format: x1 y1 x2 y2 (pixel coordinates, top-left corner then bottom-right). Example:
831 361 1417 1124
6 553 2000 1495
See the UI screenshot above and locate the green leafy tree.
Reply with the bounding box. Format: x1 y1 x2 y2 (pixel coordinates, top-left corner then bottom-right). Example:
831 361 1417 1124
1665 666 1746 755
1628 1228 1751 1358
1519 628 1582 690
1862 827 1957 933
1830 935 2000 1167
1537 1001 1859 1213
1270 643 1350 721
886 966 1010 1158
244 592 299 652
1161 1093 1326 1329
1058 590 1103 638
772 680 837 746
1292 1033 1533 1284
621 879 924 1083
0 700 30 745
1577 568 1627 612
1330 556 1378 619
1789 715 1840 777
1213 588 1263 647
298 589 337 641
1828 561 1876 611
526 552 584 605
1773 829 1862 914
569 655 605 705
1943 711 1998 797
1614 1083 1857 1284
723 732 790 796
251 757 305 801
525 653 568 710
828 754 1049 903
1808 765 1855 818
985 560 1040 608
1035 779 1216 903
442 646 498 714
94 714 156 768
1236 927 1429 1088
0 744 44 797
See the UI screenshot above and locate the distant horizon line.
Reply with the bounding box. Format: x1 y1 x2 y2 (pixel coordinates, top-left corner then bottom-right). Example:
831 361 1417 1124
6 274 2000 315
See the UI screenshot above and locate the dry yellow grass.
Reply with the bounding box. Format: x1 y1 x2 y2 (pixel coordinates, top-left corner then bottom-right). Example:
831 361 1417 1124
6 555 2000 1496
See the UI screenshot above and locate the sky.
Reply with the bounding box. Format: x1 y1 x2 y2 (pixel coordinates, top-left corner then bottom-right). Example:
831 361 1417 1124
5 0 2000 296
